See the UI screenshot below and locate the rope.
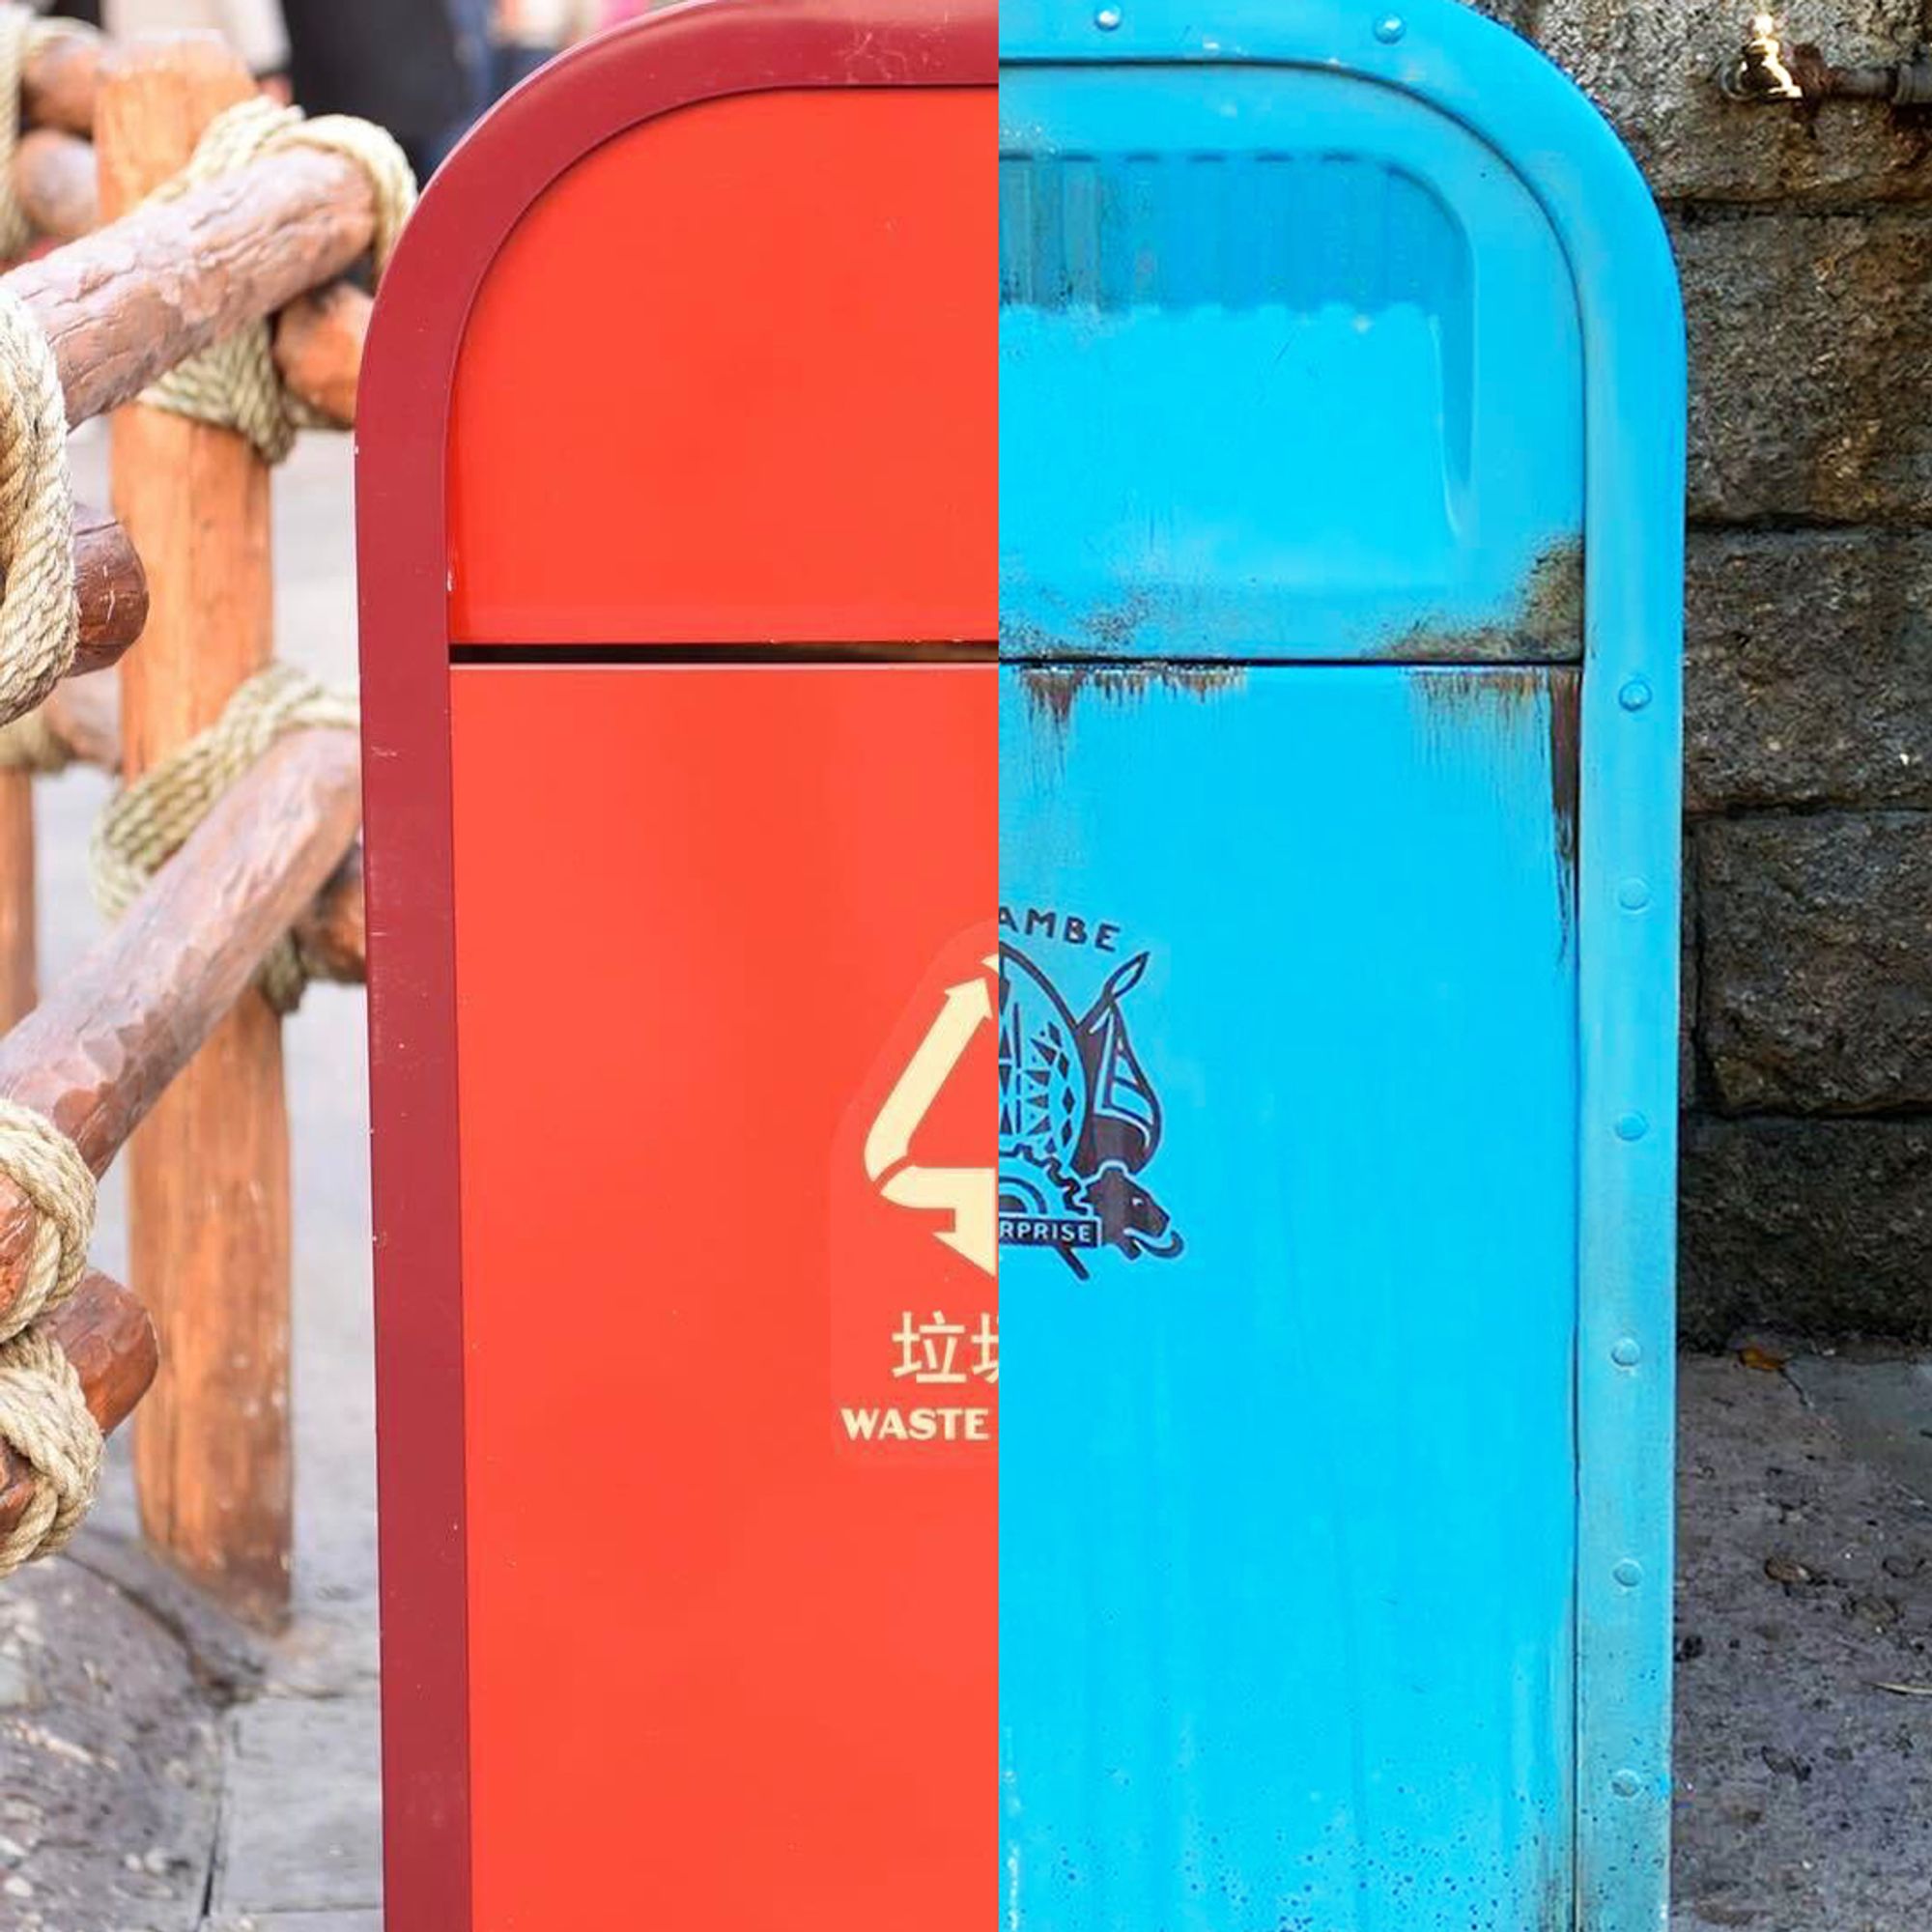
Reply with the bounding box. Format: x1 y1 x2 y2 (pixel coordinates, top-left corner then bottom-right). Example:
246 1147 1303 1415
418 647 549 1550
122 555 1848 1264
0 7 99 261
0 285 74 731
141 98 415 465
0 1098 100 1579
91 663 357 1012
0 1096 93 1347
0 699 66 773
0 1321 99 1578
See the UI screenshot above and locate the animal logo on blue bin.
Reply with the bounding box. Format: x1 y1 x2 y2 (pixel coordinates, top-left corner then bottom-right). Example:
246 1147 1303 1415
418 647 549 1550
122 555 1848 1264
998 945 1182 1277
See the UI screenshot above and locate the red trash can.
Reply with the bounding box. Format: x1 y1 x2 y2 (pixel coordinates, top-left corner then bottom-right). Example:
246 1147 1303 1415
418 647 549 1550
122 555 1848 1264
356 7 996 1924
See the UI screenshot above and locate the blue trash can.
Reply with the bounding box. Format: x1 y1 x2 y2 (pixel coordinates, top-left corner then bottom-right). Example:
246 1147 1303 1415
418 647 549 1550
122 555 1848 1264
996 4 1685 1927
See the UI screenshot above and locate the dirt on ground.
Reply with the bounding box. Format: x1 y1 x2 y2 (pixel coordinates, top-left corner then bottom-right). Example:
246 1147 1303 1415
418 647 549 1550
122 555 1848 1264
1672 1352 1932 1932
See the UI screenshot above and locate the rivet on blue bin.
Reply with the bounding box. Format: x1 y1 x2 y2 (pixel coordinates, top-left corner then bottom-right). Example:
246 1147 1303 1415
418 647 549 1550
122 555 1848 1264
1615 1112 1649 1142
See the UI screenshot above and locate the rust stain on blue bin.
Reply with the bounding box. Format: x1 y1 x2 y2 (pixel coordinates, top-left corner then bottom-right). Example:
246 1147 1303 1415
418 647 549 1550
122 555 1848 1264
997 4 1685 1928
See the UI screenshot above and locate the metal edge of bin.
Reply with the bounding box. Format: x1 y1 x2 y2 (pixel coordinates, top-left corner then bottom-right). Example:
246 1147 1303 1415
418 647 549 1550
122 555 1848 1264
354 6 997 1925
996 3 1687 1927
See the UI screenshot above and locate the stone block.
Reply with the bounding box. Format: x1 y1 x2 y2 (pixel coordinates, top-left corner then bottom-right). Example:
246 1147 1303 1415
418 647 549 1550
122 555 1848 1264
1681 1116 1932 1340
212 1697 380 1918
1686 530 1932 812
1533 0 1932 205
1681 846 1701 1105
1696 812 1932 1112
1679 210 1932 523
1463 0 1535 29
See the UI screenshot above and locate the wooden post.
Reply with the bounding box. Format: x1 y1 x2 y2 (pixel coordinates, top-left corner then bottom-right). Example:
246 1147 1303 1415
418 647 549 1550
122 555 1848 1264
0 769 33 1030
98 35 291 1625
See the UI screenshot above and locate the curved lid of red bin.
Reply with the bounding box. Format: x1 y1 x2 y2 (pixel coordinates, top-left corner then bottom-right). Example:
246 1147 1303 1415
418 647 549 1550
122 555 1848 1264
354 9 994 1926
360 0 995 657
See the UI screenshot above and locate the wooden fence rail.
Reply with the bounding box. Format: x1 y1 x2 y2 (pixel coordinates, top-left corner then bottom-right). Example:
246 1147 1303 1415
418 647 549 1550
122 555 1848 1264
16 128 96 241
0 730 362 1318
0 64 369 687
62 506 150 673
0 1269 156 1544
23 31 100 137
14 139 377 428
0 30 387 1620
19 670 369 967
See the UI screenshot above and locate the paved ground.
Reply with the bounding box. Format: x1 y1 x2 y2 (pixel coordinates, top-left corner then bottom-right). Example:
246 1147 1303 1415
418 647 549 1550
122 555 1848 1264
0 435 1926 1929
1671 1351 1932 1932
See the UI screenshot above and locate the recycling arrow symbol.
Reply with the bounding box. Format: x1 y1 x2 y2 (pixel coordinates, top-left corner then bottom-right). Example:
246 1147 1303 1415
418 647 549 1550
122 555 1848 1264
862 958 997 1276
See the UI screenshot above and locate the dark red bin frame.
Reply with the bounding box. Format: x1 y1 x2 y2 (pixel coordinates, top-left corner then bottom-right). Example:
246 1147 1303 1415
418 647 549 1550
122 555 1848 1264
355 5 995 1922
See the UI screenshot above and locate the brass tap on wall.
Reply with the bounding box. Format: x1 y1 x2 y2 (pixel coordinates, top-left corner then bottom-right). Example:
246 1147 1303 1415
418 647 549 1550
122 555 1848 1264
1719 11 1932 105
1721 13 1804 99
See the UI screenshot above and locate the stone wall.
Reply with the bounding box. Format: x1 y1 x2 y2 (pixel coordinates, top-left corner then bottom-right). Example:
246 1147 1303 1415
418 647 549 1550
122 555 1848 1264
1476 1 1932 1339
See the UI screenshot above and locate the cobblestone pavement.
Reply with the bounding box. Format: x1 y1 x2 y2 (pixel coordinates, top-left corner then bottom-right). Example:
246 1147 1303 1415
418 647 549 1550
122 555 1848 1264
0 439 1926 1930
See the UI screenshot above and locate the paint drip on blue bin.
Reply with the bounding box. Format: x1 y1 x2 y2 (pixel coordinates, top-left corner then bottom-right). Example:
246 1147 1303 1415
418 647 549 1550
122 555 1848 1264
996 5 1685 1929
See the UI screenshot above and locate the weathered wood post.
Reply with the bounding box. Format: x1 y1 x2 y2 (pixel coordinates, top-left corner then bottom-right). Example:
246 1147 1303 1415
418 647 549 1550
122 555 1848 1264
0 764 33 1030
97 34 291 1624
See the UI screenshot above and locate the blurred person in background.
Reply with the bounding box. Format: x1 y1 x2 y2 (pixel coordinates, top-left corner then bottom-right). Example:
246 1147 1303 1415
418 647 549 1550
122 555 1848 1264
99 0 469 179
494 0 571 92
443 0 575 161
83 0 591 181
280 0 579 182
102 0 288 77
277 0 469 180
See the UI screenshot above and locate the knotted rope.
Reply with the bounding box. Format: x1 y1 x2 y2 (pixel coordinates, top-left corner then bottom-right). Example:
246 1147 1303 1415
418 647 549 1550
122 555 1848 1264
0 6 98 261
0 1095 99 1578
140 97 414 464
92 663 357 1012
0 284 75 732
0 1097 92 1346
0 1323 99 1578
